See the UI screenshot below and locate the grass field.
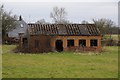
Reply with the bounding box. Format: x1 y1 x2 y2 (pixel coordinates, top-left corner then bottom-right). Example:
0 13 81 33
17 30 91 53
104 34 119 40
2 45 118 78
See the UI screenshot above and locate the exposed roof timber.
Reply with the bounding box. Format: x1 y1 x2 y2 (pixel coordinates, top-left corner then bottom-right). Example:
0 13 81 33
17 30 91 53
28 24 101 36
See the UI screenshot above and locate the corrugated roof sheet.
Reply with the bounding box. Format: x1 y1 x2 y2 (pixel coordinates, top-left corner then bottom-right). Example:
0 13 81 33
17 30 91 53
28 24 100 36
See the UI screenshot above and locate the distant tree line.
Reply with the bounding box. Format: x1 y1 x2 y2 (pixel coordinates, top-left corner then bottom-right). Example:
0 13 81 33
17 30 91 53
110 27 119 34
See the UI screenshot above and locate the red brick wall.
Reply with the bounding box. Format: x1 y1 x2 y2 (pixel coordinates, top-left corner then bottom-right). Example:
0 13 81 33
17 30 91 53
50 36 101 51
28 35 52 53
28 35 101 53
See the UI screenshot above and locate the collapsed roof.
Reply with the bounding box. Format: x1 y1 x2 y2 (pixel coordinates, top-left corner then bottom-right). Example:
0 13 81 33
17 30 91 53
28 24 100 36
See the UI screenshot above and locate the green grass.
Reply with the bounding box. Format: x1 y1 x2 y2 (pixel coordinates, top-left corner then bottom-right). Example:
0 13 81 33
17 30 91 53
104 34 119 40
2 45 118 78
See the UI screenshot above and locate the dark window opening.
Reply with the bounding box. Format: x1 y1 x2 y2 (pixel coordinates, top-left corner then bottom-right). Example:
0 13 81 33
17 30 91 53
35 40 39 48
67 39 74 47
79 39 86 47
90 39 98 46
55 40 63 52
23 38 28 48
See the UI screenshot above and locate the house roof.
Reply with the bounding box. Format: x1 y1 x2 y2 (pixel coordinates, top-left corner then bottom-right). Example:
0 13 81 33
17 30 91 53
28 24 100 36
8 20 28 39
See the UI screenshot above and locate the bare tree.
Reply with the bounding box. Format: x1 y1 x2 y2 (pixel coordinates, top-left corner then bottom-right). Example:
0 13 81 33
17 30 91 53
1 5 17 43
50 6 68 24
104 19 114 38
92 18 106 36
93 18 115 38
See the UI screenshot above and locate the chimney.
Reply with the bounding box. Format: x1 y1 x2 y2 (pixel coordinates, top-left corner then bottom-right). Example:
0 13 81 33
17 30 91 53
19 15 22 21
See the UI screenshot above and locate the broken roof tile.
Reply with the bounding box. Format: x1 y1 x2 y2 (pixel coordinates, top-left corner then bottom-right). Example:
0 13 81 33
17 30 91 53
28 24 100 36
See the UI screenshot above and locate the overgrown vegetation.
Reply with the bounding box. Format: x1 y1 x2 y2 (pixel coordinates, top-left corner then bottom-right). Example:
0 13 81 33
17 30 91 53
2 45 118 78
101 35 119 46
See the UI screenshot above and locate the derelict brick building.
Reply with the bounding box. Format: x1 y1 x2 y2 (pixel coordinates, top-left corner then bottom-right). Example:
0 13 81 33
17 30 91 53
19 24 101 53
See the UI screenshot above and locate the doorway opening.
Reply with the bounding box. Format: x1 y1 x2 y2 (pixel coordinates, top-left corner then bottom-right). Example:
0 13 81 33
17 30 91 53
55 40 63 52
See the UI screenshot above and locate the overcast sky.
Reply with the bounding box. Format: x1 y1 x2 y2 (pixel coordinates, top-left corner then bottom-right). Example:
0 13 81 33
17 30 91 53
1 0 119 25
